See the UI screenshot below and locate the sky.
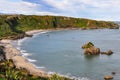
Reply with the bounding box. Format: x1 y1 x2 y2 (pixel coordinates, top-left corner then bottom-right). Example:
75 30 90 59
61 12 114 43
0 0 120 21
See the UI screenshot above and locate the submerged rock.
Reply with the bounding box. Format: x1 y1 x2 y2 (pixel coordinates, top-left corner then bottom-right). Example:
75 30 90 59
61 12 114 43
111 72 116 75
101 50 113 55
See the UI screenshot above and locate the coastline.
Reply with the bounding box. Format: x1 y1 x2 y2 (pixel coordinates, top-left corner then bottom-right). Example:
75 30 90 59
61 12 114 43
0 29 116 80
0 30 50 77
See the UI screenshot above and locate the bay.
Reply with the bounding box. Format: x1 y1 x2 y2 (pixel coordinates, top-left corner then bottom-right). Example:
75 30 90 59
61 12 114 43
20 29 120 80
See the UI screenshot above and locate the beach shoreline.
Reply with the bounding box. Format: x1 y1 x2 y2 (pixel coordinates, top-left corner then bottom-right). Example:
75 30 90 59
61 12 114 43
0 29 50 77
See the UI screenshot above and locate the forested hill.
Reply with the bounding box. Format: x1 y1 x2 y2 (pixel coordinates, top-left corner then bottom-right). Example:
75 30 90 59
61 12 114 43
0 15 119 39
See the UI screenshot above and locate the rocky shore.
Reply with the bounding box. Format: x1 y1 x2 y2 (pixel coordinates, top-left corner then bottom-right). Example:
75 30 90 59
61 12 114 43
0 30 49 77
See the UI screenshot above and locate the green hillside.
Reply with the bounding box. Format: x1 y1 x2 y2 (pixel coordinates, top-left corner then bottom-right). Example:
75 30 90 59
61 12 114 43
0 15 119 39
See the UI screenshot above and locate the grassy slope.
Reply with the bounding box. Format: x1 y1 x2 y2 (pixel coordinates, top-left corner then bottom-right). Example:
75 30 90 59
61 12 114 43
0 15 119 39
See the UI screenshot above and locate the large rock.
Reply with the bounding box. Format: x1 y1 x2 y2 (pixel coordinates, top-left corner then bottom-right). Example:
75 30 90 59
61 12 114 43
104 75 113 80
82 42 100 55
84 47 100 55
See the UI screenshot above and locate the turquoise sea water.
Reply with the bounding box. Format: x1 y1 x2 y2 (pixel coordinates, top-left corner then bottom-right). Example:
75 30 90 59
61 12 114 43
19 29 120 80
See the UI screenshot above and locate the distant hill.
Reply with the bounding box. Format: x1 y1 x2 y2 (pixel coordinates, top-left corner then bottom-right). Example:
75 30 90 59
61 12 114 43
0 15 119 39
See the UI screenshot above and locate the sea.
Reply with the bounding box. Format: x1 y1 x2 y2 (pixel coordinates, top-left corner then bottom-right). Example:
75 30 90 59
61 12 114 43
15 29 120 80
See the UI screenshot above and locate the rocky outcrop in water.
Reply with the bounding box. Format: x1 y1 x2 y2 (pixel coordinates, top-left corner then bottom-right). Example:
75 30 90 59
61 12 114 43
82 42 100 55
101 50 113 55
82 42 113 55
104 75 113 80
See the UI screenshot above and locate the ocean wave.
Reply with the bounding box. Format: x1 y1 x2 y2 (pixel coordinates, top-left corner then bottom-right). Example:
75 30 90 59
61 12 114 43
16 47 21 50
16 30 49 47
22 52 32 57
33 31 49 38
17 37 28 46
20 50 26 53
33 65 45 69
27 58 37 62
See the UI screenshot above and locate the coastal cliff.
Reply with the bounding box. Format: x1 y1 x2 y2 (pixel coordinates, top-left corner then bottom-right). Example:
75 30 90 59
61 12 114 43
0 15 119 39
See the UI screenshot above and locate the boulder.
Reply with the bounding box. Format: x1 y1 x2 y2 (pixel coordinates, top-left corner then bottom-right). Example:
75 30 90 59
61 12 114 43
104 75 113 80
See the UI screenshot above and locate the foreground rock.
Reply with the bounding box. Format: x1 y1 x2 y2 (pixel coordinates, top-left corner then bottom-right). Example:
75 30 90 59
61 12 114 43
82 42 100 55
82 42 113 55
104 75 113 80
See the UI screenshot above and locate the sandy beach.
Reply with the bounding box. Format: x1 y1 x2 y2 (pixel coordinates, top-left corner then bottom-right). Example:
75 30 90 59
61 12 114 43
25 29 45 35
0 30 49 77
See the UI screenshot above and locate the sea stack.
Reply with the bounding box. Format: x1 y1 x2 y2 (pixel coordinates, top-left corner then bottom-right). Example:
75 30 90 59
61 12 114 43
82 42 100 55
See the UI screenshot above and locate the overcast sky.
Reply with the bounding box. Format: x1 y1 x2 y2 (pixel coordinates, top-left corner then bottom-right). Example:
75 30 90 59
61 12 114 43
0 0 120 21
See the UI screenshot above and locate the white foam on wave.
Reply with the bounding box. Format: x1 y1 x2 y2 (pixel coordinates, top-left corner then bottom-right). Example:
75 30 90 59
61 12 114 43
20 50 26 53
16 47 21 50
36 66 45 69
17 37 28 46
33 31 49 38
33 64 45 69
48 72 90 80
27 58 37 62
22 52 32 57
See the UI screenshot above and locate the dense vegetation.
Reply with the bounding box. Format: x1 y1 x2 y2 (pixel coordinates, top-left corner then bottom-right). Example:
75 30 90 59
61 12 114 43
0 59 71 80
0 15 119 39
